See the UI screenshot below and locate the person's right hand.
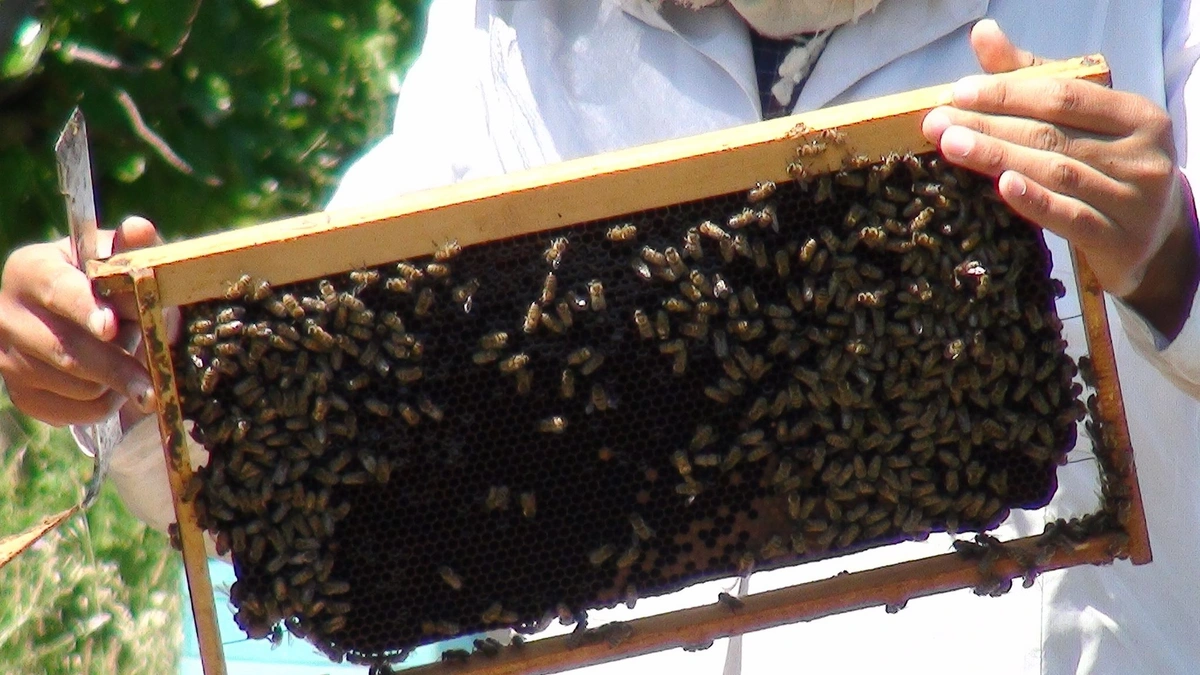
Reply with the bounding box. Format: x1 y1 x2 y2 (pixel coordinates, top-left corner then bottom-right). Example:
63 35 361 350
0 216 160 427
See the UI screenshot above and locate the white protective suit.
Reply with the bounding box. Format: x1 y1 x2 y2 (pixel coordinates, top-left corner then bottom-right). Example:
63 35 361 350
87 1 1200 673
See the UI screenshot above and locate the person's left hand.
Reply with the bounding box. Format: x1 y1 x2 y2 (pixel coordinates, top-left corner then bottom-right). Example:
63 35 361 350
922 19 1198 338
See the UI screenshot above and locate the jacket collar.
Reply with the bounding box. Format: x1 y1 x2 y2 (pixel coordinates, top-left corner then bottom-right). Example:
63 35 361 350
617 0 759 117
797 0 989 111
618 0 989 117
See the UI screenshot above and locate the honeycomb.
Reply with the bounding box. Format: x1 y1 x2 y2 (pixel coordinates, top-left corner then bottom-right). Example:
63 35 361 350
175 150 1084 668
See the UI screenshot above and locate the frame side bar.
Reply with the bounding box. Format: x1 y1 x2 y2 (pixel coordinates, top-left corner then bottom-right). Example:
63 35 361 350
130 269 228 675
1069 249 1151 564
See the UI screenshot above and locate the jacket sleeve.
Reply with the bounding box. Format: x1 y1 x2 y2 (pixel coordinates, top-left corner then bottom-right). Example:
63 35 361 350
1114 0 1200 398
326 0 500 210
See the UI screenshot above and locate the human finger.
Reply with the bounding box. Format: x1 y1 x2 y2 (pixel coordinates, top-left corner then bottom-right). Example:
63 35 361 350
922 107 1139 210
934 124 1129 213
970 19 1043 73
923 106 1100 162
3 309 154 412
0 348 110 401
5 382 125 427
994 170 1134 288
2 243 118 342
950 76 1143 138
106 215 164 322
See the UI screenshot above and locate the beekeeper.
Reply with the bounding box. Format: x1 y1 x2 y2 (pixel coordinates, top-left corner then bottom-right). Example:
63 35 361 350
2 1 1199 673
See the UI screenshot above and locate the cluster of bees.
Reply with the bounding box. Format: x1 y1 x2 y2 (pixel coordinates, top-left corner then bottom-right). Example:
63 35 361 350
176 138 1084 668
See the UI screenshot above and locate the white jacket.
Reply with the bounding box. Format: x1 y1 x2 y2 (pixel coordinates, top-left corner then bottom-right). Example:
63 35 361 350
98 1 1200 673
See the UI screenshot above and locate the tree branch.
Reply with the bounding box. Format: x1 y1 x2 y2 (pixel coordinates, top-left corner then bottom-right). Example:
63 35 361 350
114 89 222 186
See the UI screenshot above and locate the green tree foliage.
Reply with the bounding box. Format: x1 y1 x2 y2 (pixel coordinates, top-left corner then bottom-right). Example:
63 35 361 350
0 2 427 671
0 0 428 254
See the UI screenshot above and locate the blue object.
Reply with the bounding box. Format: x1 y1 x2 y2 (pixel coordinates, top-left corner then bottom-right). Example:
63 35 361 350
180 560 477 674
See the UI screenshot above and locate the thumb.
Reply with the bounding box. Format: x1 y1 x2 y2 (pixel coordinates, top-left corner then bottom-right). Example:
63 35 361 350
109 216 164 326
112 215 163 255
970 19 1042 74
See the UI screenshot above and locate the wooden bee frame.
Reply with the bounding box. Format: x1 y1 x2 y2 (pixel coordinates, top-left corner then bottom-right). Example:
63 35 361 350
90 56 1144 675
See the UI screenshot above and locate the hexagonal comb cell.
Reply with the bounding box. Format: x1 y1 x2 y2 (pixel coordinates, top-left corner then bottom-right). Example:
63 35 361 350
174 152 1082 667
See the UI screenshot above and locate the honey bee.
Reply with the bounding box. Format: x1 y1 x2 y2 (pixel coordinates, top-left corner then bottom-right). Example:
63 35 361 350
654 310 671 340
756 205 778 231
421 261 449 279
785 121 810 139
590 384 613 412
728 207 757 230
688 425 717 451
814 174 835 202
633 309 654 339
629 258 654 282
683 228 703 259
560 369 576 398
245 278 274 304
580 352 605 376
747 180 776 203
519 492 537 518
671 449 692 477
663 296 691 314
540 311 564 334
699 220 729 241
452 278 480 307
795 138 826 157
415 287 435 316
524 302 541 334
533 271 558 306
225 274 253 300
909 206 935 232
544 237 569 268
432 238 461 262
474 637 502 657
392 262 423 283
364 398 390 417
587 280 606 311
551 299 573 329
399 403 421 427
564 347 592 367
419 396 445 421
348 269 381 290
438 565 464 591
485 485 511 511
481 602 504 624
662 247 687 277
675 478 703 497
607 223 638 242
538 416 568 434
615 544 641 569
630 513 654 541
395 366 424 383
588 544 615 566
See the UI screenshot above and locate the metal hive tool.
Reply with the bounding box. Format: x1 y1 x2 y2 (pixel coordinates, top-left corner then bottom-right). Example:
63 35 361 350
87 56 1145 675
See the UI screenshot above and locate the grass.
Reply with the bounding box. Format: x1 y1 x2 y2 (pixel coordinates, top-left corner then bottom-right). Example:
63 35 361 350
0 389 181 674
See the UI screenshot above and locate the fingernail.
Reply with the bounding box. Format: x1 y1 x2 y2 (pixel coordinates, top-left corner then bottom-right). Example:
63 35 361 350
976 18 999 33
952 77 983 106
922 108 953 138
130 378 156 414
87 308 113 338
1006 172 1029 197
940 126 975 159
